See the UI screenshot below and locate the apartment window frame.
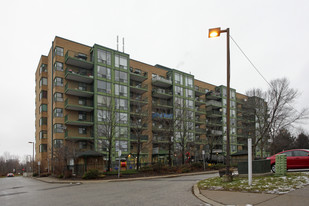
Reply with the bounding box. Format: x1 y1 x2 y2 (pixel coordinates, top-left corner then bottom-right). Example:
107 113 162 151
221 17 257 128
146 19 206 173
97 65 111 79
54 92 64 102
97 49 111 65
115 126 128 138
54 62 63 71
54 123 64 133
97 80 111 94
115 54 128 70
175 73 183 85
97 95 111 107
115 84 128 97
116 112 128 124
185 76 193 88
39 104 47 113
39 90 47 100
54 77 63 87
39 130 47 139
54 108 63 117
39 117 47 126
55 47 64 56
116 141 128 152
79 127 87 134
39 77 47 87
97 139 109 152
115 98 128 110
54 139 63 148
39 144 47 153
97 109 110 122
39 64 47 73
78 111 87 121
186 89 193 98
115 70 128 83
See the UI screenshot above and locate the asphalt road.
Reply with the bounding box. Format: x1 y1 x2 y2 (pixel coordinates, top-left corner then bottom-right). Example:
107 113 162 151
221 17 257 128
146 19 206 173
0 173 216 206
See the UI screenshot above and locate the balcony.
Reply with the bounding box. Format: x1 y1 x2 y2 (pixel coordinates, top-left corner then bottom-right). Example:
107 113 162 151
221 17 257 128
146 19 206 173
207 110 222 118
152 136 170 143
130 83 148 94
65 130 94 141
130 96 148 106
152 100 173 109
152 88 173 99
195 117 206 125
195 97 206 106
195 107 206 114
152 124 169 132
65 98 93 112
206 121 222 127
129 68 148 82
65 82 93 98
130 123 148 130
130 135 149 142
195 86 206 97
64 114 94 126
195 127 205 134
65 68 94 84
152 112 173 119
152 76 172 88
206 91 222 100
65 50 93 69
152 147 169 155
208 130 223 136
206 100 222 108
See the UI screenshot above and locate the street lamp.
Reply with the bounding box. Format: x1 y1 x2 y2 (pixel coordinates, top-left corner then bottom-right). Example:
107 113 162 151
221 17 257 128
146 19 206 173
28 141 34 174
209 27 231 179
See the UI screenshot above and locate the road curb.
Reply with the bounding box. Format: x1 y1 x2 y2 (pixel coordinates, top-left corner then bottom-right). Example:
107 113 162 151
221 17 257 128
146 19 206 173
33 170 218 184
193 184 224 206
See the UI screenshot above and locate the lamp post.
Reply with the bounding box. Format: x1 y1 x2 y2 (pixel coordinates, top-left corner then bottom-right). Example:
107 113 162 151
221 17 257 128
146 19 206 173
209 27 231 179
28 141 34 174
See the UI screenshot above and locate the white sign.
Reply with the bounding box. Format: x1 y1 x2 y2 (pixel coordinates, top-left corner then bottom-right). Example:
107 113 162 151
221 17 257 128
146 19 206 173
118 150 122 157
202 150 205 155
38 161 41 166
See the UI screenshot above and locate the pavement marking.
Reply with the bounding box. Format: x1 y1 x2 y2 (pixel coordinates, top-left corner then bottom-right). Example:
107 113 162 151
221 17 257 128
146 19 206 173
0 192 27 197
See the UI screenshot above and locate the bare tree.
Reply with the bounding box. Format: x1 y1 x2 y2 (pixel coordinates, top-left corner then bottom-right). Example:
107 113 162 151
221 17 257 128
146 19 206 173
130 98 150 170
246 78 308 157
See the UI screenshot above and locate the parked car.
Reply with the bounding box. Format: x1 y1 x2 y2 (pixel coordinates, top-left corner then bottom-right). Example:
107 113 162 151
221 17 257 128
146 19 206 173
7 173 14 177
266 149 309 172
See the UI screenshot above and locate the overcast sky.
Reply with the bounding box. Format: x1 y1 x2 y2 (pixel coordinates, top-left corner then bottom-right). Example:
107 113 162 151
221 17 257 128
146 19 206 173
1 0 308 160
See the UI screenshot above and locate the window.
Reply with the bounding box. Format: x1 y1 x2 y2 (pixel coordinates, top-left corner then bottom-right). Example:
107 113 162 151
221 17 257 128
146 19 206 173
231 101 236 108
186 89 193 98
54 108 63 117
187 132 194 141
97 125 105 137
97 109 110 122
115 54 128 69
39 144 47 153
282 151 293 157
293 150 309 156
54 124 64 133
231 110 236 117
175 73 183 84
116 141 128 152
175 97 183 107
79 127 87 134
97 139 109 152
97 66 111 79
55 47 64 56
185 76 193 88
78 112 86 121
79 141 87 149
115 70 128 83
175 86 183 96
78 83 87 91
97 80 111 93
115 98 128 110
39 104 47 113
54 139 63 148
54 62 63 71
54 93 63 102
54 77 63 86
79 97 86 106
186 99 194 109
39 64 47 73
116 112 128 124
97 49 111 65
39 117 47 126
223 99 227 106
39 130 47 139
231 90 236 99
187 111 194 119
97 95 111 107
39 90 47 100
222 88 227 97
115 126 128 137
115 84 128 97
39 77 47 87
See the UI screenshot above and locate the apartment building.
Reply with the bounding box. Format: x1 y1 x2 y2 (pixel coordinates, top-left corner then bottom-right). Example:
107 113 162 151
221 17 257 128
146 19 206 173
35 36 257 174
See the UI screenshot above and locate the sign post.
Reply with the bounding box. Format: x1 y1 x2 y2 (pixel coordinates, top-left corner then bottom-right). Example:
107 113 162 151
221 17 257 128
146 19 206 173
248 138 252 186
202 150 206 171
118 150 121 179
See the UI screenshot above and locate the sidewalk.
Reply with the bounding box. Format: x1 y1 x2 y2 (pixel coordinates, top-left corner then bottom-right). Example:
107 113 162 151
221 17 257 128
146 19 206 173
195 184 309 206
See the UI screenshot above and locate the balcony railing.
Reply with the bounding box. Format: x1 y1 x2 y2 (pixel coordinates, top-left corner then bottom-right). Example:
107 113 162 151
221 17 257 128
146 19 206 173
65 82 93 98
152 88 173 99
206 91 222 100
130 83 148 94
65 98 93 112
206 100 222 108
130 135 149 141
152 112 173 119
195 86 206 96
65 67 94 84
129 68 148 82
152 75 172 88
65 130 94 140
152 100 173 108
64 114 94 126
65 50 93 69
153 136 170 142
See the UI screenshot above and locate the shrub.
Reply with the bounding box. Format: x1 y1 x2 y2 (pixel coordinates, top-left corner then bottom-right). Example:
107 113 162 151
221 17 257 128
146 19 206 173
33 173 38 177
191 162 203 170
82 169 99 179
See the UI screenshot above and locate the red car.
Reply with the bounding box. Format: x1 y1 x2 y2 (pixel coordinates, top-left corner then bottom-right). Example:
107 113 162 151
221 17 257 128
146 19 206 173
267 149 309 172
